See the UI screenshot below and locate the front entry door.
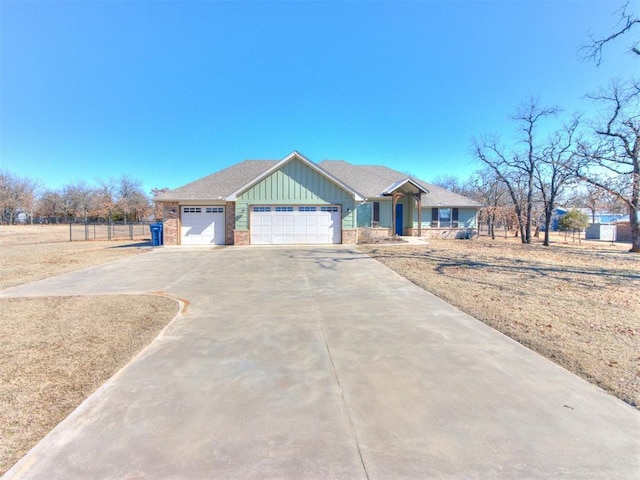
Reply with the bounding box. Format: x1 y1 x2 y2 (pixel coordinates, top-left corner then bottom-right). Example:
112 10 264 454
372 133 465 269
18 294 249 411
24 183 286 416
395 203 403 236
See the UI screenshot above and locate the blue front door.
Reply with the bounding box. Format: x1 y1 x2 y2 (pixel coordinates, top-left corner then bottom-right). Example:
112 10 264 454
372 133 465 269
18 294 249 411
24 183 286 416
395 203 403 236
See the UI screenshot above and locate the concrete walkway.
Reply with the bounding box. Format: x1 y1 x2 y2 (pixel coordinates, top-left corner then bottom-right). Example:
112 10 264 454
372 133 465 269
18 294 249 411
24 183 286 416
2 246 638 479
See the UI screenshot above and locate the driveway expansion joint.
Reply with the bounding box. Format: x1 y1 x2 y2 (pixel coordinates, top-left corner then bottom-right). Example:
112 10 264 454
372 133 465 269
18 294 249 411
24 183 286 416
301 258 371 480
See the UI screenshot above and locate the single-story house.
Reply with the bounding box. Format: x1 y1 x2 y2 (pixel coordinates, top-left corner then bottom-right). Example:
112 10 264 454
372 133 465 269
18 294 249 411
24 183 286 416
155 151 482 246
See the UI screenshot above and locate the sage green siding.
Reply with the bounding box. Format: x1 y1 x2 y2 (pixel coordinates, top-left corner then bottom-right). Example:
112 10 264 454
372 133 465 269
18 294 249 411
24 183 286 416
356 200 394 228
458 209 478 227
414 207 478 228
235 158 355 231
379 200 393 228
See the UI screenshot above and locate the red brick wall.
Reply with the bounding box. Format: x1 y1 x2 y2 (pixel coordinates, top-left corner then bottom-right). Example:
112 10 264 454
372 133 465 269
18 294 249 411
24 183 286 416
342 229 357 244
225 202 235 245
162 202 179 245
408 228 477 239
234 230 250 246
357 227 392 243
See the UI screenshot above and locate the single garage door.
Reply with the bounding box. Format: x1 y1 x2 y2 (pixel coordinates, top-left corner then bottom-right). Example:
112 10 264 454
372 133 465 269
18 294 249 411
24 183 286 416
181 206 225 245
251 205 341 245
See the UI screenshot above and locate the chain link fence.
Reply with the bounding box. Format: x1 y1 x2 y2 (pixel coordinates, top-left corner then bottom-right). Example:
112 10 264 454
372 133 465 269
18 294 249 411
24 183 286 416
69 222 152 242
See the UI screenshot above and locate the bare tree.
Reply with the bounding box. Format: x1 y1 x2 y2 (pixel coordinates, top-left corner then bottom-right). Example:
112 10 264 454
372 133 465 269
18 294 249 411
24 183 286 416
469 168 509 239
572 184 608 222
93 178 118 222
536 116 581 246
582 1 639 65
62 181 94 222
36 189 65 223
150 187 169 220
574 79 640 252
117 175 150 222
0 170 38 224
430 174 474 197
474 98 559 243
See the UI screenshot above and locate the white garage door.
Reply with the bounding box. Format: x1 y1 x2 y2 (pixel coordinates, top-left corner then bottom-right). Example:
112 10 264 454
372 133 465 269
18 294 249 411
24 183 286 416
251 205 341 245
181 207 225 245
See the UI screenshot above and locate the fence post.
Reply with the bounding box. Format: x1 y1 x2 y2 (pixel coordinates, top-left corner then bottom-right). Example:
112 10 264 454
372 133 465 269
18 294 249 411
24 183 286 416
69 222 72 242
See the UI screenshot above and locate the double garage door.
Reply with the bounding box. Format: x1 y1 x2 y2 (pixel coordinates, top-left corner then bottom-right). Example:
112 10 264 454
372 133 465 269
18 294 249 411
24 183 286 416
181 207 225 245
181 205 342 245
251 205 341 245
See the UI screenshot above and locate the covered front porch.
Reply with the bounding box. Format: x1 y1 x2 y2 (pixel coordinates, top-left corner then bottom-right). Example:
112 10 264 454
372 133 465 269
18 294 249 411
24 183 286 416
381 178 429 237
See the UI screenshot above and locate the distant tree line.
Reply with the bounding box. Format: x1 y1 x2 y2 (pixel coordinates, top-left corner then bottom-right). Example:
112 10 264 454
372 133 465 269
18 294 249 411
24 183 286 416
434 3 639 252
0 171 168 224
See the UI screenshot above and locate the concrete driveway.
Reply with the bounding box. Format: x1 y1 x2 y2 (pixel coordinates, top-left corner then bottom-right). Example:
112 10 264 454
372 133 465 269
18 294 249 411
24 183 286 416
2 246 639 479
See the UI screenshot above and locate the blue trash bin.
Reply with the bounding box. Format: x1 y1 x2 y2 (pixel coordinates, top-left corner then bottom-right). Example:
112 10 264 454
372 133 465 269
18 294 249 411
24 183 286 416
149 222 164 246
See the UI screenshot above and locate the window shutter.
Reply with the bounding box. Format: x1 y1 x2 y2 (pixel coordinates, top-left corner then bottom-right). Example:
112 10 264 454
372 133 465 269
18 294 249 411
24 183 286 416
431 208 438 227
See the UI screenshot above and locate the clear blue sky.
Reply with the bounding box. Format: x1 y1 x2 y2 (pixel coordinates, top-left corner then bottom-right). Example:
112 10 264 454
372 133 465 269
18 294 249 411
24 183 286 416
1 0 637 193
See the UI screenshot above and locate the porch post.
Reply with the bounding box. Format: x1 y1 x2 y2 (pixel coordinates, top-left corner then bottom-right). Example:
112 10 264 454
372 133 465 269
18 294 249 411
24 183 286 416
417 193 422 237
392 194 397 237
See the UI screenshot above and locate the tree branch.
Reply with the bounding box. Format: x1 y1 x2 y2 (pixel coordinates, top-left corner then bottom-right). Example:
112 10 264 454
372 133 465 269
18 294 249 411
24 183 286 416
581 1 639 66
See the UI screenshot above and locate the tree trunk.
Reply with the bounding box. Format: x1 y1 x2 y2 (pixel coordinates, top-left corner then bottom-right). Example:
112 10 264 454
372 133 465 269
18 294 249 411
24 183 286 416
628 204 640 253
543 210 552 246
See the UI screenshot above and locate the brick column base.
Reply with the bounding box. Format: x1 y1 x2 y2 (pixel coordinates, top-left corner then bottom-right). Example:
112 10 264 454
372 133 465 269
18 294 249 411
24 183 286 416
234 230 250 246
225 202 235 245
162 202 179 246
341 229 357 244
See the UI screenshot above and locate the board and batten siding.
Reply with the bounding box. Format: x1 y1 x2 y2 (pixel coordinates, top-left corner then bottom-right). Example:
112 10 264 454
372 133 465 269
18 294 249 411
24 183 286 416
378 200 393 228
235 158 355 231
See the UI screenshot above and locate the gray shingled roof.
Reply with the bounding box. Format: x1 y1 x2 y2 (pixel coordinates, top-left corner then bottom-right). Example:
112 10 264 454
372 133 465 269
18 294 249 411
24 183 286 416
319 161 483 208
156 157 482 208
156 160 277 201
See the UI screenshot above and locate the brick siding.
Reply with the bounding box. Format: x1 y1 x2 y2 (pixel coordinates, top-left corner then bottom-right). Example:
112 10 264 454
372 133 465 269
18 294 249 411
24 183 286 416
234 230 250 245
162 202 179 245
225 202 235 245
341 229 357 244
407 227 477 239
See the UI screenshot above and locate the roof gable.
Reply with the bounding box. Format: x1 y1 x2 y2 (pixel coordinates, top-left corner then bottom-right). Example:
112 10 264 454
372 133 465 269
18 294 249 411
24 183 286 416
226 151 364 201
379 178 429 196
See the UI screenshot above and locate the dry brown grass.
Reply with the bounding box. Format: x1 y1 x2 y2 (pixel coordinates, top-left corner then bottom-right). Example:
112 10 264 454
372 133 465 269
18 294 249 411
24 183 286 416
359 234 640 409
0 225 179 475
0 225 151 290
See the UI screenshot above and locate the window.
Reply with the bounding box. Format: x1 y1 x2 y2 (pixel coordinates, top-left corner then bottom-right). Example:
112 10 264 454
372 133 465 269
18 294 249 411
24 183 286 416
206 207 223 213
321 206 339 212
275 206 294 212
357 203 372 228
253 206 271 212
299 206 317 212
439 208 451 228
373 202 380 225
431 207 459 228
183 207 202 213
